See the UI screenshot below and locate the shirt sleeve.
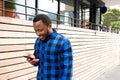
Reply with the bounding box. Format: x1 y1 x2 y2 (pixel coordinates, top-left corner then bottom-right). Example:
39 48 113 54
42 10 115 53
60 39 73 80
33 50 39 66
33 38 40 66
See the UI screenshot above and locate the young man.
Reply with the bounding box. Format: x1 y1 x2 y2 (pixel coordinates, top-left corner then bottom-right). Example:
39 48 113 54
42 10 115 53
27 14 73 80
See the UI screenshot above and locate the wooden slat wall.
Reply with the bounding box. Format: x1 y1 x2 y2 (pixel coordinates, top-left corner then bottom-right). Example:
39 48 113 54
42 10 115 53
0 1 2 16
0 16 120 80
0 17 37 80
57 25 120 80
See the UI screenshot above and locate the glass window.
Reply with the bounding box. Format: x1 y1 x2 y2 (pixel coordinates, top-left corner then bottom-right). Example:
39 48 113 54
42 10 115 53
15 0 25 19
15 0 35 20
60 0 74 26
26 0 35 20
38 0 57 14
38 0 58 24
79 8 90 28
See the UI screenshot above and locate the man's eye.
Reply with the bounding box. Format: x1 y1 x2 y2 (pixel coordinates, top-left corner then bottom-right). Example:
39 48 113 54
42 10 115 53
36 29 42 32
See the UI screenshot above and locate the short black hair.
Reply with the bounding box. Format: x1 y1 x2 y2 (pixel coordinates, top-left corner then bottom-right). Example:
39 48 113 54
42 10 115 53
33 14 51 26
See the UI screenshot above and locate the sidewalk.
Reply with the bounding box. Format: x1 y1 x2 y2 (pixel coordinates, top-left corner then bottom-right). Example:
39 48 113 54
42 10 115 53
97 65 120 80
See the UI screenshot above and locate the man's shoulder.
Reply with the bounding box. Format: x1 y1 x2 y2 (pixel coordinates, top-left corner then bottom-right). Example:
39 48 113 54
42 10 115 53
35 37 41 43
56 33 69 42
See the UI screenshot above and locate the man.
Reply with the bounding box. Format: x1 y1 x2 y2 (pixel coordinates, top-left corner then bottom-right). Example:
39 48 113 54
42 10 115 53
27 14 73 80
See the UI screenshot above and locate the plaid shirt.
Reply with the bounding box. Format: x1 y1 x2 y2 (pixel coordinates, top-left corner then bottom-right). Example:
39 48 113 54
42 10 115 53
33 29 73 80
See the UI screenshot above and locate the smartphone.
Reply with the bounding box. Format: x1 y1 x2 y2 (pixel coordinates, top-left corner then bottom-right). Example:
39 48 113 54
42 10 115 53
23 56 34 60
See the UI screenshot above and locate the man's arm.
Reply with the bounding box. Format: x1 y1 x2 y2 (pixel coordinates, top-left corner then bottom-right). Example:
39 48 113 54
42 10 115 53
61 39 73 80
26 38 39 66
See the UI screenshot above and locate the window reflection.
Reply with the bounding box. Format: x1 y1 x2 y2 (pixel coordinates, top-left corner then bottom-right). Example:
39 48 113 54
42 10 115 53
79 8 90 28
15 0 25 19
60 1 74 26
8 0 90 27
26 0 35 20
38 0 58 24
15 0 35 20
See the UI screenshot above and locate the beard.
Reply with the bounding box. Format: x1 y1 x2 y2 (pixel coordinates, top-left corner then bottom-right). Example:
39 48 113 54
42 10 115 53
39 29 50 41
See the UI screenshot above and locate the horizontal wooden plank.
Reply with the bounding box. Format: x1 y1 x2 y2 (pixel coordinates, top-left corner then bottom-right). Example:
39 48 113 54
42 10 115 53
0 67 37 80
0 50 34 59
71 41 112 46
57 29 113 38
57 25 95 32
29 78 36 80
0 44 34 52
0 62 33 74
69 38 94 42
57 29 95 36
57 25 114 36
0 31 37 38
72 43 109 51
0 38 36 45
0 24 34 32
62 34 111 39
10 72 37 80
0 16 33 26
72 43 113 49
70 37 107 41
0 58 26 67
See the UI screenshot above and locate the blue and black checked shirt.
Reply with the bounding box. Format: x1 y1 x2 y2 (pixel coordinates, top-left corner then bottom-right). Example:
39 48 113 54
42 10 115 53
33 29 73 80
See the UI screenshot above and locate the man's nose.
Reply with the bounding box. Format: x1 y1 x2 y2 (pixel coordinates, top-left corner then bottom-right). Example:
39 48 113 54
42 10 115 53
36 31 41 36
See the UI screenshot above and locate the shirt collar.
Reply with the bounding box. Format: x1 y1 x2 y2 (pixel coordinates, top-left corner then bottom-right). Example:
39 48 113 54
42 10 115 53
42 28 57 42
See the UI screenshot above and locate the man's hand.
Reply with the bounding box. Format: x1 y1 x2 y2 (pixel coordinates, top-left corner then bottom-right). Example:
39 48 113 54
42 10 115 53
26 53 39 65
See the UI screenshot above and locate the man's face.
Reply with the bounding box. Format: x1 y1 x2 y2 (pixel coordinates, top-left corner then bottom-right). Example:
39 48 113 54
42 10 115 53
33 20 50 41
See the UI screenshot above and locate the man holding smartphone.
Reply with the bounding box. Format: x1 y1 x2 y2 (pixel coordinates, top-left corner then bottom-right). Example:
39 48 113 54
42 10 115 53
27 14 73 80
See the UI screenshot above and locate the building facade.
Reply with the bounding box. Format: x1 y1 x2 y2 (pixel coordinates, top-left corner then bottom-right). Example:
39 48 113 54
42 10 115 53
0 0 106 29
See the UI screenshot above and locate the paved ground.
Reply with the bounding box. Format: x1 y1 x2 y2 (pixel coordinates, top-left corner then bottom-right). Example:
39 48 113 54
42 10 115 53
96 65 120 80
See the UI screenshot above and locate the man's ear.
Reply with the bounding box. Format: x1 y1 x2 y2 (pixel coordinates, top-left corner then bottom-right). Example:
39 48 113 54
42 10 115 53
48 24 52 29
